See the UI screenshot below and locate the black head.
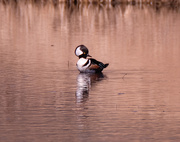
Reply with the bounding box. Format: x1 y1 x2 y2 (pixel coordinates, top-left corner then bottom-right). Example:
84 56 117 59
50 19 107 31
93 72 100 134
75 45 91 58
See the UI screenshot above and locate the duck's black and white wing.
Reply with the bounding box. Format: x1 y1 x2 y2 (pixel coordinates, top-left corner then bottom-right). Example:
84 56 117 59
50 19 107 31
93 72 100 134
89 58 109 72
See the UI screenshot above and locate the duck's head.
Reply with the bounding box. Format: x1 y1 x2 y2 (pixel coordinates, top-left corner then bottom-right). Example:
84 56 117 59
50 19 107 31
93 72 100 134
75 45 91 58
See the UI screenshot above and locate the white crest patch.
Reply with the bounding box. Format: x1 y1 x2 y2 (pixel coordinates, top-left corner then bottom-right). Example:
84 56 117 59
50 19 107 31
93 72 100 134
75 46 83 57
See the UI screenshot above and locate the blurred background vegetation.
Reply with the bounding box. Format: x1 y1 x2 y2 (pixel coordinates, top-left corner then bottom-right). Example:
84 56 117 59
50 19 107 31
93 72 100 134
0 0 180 8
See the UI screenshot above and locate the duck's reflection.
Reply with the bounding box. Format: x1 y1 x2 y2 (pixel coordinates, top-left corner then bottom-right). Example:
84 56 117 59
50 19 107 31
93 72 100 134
76 72 105 103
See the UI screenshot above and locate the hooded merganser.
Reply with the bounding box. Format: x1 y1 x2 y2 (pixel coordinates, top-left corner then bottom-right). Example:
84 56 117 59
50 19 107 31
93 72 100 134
75 45 109 73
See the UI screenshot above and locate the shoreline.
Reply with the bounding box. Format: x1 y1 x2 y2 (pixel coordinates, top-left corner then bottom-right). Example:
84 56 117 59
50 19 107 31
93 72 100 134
0 0 180 9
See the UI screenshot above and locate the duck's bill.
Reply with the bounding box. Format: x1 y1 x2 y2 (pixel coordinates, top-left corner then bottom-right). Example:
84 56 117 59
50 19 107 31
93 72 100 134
87 54 92 57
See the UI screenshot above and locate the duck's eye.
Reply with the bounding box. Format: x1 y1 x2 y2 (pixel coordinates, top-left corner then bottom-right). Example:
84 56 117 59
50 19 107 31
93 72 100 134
83 52 85 54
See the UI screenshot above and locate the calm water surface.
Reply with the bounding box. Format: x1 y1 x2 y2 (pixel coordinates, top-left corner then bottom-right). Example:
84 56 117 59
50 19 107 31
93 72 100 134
0 2 180 142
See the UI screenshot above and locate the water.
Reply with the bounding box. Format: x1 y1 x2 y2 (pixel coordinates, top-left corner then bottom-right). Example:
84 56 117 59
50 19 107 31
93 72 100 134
0 2 180 142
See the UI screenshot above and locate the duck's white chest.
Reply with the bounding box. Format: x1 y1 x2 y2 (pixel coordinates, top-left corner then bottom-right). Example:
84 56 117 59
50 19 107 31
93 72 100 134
76 58 91 72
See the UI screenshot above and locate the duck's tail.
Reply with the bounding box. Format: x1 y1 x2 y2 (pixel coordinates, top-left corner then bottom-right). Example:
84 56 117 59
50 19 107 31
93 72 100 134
104 63 109 68
99 63 109 69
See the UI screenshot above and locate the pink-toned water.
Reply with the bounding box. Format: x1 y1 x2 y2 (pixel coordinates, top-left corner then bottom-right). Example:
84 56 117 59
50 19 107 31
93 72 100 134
0 2 180 142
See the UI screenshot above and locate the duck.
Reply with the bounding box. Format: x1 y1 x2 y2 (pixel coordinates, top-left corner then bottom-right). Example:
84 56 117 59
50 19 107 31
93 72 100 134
75 45 109 73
